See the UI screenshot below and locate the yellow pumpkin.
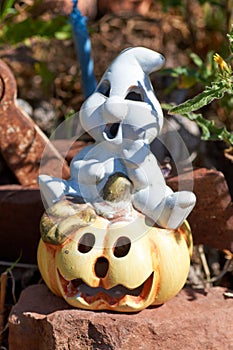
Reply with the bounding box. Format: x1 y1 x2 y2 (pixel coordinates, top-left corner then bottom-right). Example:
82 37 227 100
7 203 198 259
37 197 192 312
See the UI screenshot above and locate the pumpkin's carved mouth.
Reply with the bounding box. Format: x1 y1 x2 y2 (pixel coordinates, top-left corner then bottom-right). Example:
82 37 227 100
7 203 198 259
58 271 153 306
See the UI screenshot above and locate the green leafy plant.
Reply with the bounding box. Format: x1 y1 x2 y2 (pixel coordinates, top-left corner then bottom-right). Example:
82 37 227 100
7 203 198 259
0 1 74 102
162 51 217 95
0 12 72 45
169 28 233 147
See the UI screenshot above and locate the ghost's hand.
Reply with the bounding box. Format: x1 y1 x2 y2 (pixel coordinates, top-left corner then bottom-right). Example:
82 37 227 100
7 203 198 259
71 160 105 184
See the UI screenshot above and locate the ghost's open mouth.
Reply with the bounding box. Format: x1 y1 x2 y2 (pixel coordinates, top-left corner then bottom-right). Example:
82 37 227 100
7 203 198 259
58 271 153 306
104 123 120 139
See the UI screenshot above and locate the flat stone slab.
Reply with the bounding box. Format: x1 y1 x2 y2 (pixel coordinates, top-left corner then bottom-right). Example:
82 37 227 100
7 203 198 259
8 284 233 350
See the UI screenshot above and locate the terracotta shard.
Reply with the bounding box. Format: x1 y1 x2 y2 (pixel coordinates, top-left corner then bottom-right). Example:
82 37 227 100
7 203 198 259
0 59 70 187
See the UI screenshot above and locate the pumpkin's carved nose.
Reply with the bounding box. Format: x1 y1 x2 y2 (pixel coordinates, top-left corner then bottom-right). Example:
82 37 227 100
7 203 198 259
94 257 109 278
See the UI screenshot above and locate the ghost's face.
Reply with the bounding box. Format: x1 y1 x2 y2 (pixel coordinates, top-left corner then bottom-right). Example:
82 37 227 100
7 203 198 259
79 48 164 146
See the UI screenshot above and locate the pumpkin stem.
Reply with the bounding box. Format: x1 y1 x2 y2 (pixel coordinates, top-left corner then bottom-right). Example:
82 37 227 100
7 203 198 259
40 200 96 245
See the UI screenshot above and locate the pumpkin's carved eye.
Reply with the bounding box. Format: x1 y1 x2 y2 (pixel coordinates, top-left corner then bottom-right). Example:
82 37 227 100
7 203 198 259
78 233 95 253
113 236 131 258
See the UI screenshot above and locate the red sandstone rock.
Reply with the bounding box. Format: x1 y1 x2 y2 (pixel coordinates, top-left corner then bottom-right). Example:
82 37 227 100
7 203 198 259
8 284 233 350
167 167 233 251
0 185 44 263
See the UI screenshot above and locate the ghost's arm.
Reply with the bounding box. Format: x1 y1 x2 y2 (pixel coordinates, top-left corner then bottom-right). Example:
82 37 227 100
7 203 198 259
129 154 196 229
122 140 150 168
70 146 105 184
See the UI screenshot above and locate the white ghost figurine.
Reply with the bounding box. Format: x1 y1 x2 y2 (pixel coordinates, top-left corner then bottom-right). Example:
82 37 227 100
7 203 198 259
39 47 196 229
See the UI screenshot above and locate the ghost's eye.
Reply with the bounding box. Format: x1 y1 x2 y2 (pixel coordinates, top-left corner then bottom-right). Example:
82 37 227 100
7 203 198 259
125 87 143 102
97 80 111 97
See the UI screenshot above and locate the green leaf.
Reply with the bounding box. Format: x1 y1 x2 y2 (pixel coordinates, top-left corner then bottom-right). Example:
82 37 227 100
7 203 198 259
0 0 16 19
161 66 192 78
176 111 233 146
190 52 203 68
0 15 71 44
170 84 228 114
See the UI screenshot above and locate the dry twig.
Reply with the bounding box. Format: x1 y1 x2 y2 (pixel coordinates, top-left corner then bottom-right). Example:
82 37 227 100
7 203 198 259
0 272 7 346
210 250 233 283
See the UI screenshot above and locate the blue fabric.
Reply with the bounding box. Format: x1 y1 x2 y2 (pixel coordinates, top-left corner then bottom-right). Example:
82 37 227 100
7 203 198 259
70 0 97 97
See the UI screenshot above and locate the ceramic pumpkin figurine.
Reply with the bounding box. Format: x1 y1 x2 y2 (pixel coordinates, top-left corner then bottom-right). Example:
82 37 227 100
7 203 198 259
38 47 195 311
38 174 193 312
